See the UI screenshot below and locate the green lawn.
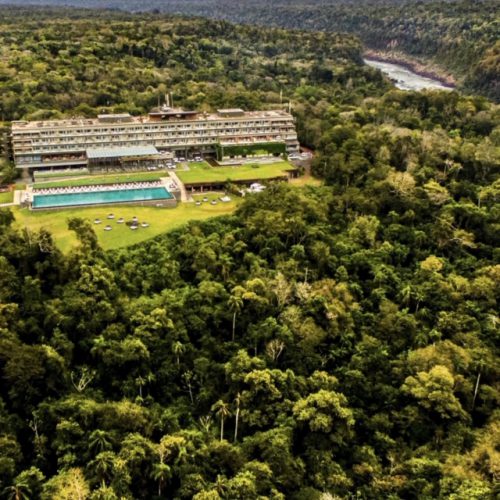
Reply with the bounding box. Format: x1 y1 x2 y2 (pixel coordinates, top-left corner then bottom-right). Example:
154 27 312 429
33 171 164 189
0 191 13 203
177 161 296 184
12 197 239 253
189 161 212 169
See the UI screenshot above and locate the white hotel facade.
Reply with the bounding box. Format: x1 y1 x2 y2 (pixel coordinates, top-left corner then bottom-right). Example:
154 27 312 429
11 107 299 170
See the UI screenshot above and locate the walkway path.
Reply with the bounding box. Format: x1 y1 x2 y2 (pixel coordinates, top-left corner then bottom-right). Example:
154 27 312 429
166 172 191 202
14 190 25 204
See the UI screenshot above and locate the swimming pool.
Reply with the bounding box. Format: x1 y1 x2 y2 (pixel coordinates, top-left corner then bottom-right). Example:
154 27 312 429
32 187 173 209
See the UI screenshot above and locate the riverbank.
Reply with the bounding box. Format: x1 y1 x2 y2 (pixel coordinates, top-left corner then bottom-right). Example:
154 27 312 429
364 50 456 89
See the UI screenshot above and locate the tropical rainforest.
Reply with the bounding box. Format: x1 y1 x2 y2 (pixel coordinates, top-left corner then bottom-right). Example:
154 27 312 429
1 0 498 101
0 5 499 500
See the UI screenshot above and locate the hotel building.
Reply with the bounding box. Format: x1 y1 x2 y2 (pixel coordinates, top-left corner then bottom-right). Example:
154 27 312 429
11 107 299 171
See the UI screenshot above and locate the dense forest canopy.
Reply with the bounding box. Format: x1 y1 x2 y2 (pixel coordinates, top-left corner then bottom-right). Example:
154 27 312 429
0 6 499 499
0 6 372 123
1 0 498 101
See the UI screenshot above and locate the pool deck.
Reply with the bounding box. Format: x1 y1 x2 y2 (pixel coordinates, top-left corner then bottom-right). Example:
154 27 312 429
29 177 180 210
31 192 178 211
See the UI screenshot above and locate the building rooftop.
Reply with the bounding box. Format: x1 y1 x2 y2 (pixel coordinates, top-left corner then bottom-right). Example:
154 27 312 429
217 108 245 116
86 145 159 159
149 107 198 117
97 113 133 123
11 109 294 130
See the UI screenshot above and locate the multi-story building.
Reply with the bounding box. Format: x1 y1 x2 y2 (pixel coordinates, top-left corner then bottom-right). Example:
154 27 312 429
11 107 299 171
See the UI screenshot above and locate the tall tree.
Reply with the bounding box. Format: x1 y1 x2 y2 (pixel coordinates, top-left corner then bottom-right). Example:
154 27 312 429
212 400 231 442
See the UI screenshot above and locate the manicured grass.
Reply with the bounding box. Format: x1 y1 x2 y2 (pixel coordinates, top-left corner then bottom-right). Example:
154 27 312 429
12 197 239 253
177 161 296 184
0 191 13 203
189 161 212 169
33 171 164 189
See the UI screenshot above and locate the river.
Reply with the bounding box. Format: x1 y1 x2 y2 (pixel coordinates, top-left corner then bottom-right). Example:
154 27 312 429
364 58 454 92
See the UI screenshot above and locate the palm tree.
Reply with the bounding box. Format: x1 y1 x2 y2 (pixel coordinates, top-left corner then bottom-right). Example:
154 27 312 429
2 480 31 500
399 283 412 306
88 451 115 487
135 375 146 398
171 341 185 367
88 429 112 455
182 370 195 405
219 253 233 283
414 288 425 313
234 392 241 442
211 400 231 442
151 462 171 497
214 475 227 496
175 441 188 466
227 293 243 342
398 284 424 312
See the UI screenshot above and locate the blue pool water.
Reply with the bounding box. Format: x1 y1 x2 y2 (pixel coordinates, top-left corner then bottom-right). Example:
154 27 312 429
32 187 173 209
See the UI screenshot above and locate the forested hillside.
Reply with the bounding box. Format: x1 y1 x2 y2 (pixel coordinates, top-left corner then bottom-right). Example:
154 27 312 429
218 0 499 101
0 7 373 124
0 106 498 496
1 0 498 101
0 6 499 499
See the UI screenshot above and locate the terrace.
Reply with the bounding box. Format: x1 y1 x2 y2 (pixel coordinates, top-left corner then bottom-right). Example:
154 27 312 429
33 180 166 196
32 171 164 190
